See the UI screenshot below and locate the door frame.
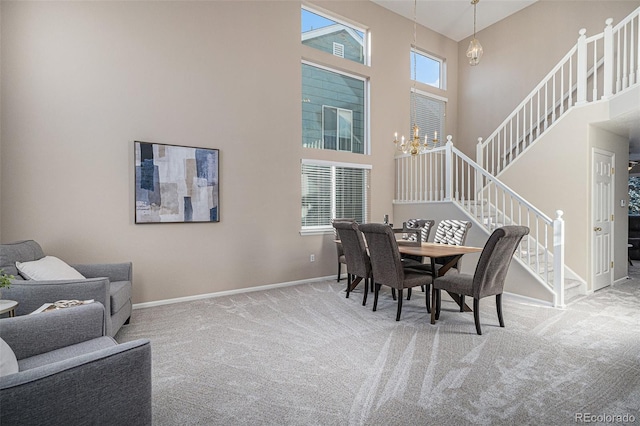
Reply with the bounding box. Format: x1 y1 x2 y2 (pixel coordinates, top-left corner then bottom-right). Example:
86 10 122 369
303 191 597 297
591 147 615 291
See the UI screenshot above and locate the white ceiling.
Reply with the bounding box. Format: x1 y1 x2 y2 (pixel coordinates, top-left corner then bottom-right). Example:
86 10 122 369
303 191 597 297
370 0 538 42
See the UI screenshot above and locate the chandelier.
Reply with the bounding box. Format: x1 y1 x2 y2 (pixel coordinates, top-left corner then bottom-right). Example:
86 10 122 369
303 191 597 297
393 0 436 156
466 0 483 66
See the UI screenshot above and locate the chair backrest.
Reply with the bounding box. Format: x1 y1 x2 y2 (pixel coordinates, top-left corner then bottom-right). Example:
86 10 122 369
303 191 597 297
333 221 371 279
0 240 45 277
359 223 403 289
432 220 472 269
473 226 529 298
433 220 472 245
403 219 435 243
331 218 355 257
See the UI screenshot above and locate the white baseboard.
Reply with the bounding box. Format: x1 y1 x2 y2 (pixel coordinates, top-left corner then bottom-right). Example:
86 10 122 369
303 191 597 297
614 276 630 286
502 291 554 308
132 275 338 310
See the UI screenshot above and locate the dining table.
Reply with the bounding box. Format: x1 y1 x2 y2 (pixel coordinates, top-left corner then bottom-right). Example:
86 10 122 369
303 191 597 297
335 236 483 324
398 242 483 324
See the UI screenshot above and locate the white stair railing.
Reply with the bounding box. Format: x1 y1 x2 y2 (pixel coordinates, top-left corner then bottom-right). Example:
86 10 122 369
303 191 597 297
477 8 640 177
394 137 566 307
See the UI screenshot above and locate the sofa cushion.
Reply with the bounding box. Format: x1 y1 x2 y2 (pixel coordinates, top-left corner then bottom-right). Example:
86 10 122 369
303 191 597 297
16 256 86 281
18 336 116 371
0 240 46 277
110 281 132 315
0 337 19 376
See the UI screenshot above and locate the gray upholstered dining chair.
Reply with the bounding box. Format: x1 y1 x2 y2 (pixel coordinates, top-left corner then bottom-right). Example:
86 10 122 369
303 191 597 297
359 223 433 321
432 225 529 335
400 219 435 268
332 221 372 305
332 218 355 282
405 219 473 274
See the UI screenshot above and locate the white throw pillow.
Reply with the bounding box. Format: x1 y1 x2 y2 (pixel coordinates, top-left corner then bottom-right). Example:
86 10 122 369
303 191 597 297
16 256 86 281
0 337 19 376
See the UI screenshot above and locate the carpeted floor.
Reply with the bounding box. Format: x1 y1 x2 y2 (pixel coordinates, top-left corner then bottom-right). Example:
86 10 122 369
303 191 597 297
116 276 640 425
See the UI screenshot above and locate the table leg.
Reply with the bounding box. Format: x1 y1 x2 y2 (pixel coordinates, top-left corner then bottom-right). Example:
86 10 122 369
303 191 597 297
436 255 472 312
348 277 363 292
430 257 437 324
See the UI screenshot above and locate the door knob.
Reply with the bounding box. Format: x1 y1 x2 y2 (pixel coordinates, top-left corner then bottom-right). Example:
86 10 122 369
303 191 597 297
594 227 602 231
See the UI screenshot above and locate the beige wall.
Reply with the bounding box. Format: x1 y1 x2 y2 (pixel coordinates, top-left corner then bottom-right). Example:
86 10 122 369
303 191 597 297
0 1 458 303
498 102 630 289
456 0 638 158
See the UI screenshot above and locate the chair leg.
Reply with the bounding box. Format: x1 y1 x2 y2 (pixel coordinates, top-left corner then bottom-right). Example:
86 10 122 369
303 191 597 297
474 298 482 335
435 289 441 319
373 283 381 311
396 289 403 321
407 288 412 300
425 283 431 314
460 295 465 312
391 288 397 300
421 285 425 293
362 278 368 306
496 294 504 327
337 262 341 282
346 273 352 298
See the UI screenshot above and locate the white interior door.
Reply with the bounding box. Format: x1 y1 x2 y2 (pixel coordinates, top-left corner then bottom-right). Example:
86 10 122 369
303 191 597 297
592 149 614 291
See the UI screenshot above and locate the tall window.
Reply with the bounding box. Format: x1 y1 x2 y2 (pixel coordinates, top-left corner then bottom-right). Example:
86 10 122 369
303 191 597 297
301 7 367 65
301 161 370 232
411 90 446 147
411 48 444 90
302 63 366 154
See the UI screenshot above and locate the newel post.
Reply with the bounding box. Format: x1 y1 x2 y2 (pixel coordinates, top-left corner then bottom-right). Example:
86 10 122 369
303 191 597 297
576 28 588 105
603 18 614 98
476 137 484 169
553 210 566 308
444 136 453 201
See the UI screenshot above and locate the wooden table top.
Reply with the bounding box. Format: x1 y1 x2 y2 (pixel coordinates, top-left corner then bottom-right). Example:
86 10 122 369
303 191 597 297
398 242 482 258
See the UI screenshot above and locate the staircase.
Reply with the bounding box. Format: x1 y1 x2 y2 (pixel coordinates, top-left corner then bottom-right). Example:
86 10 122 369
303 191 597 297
477 9 640 178
394 7 640 307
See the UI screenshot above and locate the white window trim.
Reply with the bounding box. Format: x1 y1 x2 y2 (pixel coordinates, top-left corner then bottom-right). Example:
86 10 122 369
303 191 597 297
300 160 371 236
410 89 447 148
411 47 446 90
302 60 370 155
301 4 370 66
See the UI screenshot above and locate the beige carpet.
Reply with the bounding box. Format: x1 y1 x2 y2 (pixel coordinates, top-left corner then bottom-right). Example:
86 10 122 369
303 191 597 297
116 277 640 425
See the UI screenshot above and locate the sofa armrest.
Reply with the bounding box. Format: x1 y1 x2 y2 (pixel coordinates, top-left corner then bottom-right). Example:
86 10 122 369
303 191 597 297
0 339 152 426
0 303 106 359
71 262 132 282
2 277 110 317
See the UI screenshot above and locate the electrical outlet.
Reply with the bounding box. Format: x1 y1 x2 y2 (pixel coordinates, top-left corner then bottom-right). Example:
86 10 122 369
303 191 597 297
310 254 315 262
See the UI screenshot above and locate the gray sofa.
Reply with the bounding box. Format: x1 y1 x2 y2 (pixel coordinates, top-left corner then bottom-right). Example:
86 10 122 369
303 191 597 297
0 240 132 337
0 303 151 425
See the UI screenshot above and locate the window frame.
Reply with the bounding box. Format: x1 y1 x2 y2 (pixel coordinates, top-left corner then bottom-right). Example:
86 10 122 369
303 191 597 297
302 60 369 155
300 159 371 235
410 88 448 148
411 47 446 90
301 5 370 66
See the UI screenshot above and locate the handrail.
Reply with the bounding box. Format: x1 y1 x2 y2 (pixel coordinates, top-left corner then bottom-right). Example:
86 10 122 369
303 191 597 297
478 8 640 177
452 146 553 224
482 45 578 149
394 139 564 306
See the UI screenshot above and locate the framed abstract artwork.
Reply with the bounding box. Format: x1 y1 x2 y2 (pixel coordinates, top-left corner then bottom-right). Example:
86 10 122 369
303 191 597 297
134 141 219 223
